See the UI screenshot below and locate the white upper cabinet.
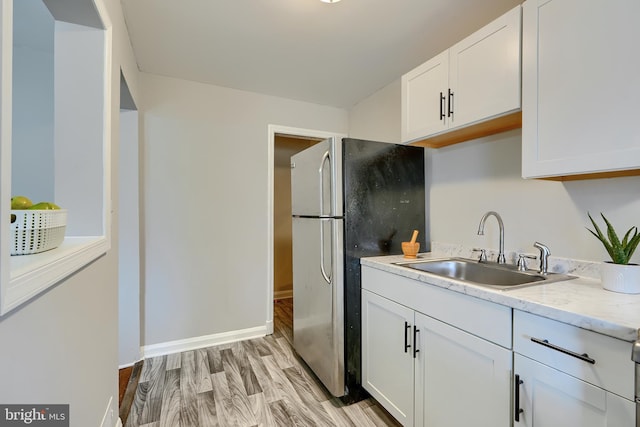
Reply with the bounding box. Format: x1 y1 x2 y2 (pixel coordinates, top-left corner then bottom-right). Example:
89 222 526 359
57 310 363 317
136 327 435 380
402 50 449 142
402 5 521 144
522 0 640 179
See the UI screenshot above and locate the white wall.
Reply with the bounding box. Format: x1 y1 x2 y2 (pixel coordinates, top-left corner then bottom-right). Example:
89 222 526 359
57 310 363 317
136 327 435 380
349 85 640 265
140 72 348 347
11 0 55 202
429 130 640 263
348 79 432 246
348 79 401 143
0 0 140 425
118 109 141 366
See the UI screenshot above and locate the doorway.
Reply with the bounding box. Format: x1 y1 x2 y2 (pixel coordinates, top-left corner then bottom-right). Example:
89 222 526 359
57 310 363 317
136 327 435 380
267 125 346 335
272 135 322 344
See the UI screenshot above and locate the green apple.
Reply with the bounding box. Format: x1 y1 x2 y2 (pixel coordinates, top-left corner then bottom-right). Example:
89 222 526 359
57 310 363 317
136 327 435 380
28 201 59 210
11 195 32 209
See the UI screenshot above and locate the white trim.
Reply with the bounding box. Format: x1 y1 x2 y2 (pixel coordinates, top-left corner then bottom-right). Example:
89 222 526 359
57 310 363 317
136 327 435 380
266 125 347 336
99 396 115 427
142 325 267 359
95 0 113 249
116 419 123 427
274 289 293 300
0 0 14 316
118 357 143 370
265 319 273 336
6 237 107 313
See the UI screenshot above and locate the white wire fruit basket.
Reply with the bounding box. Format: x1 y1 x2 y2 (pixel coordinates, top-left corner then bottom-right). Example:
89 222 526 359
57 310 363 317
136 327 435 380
10 209 67 255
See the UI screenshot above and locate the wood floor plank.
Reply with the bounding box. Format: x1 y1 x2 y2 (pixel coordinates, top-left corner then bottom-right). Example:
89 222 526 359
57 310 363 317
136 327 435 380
159 368 181 427
139 356 163 385
262 355 300 405
180 351 198 427
282 366 334 426
296 357 333 403
138 356 167 425
125 381 148 427
252 336 274 358
206 347 224 374
244 345 280 403
195 348 213 393
120 361 144 426
221 348 258 426
263 334 293 370
166 352 182 371
269 399 293 427
232 341 263 396
362 402 403 427
342 398 379 427
279 396 321 426
123 300 400 427
249 392 276 427
275 336 298 369
321 399 357 427
211 371 233 426
196 390 218 427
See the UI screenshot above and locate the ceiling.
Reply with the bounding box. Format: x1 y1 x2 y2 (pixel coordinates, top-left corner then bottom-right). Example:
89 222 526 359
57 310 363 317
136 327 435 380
120 0 522 109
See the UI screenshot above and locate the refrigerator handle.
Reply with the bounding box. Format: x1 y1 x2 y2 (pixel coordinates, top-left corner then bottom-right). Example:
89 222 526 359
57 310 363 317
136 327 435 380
319 218 332 285
318 150 333 285
318 150 331 216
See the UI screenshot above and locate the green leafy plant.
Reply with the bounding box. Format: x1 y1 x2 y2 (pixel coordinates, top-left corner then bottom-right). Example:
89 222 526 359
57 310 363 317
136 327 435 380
587 213 640 265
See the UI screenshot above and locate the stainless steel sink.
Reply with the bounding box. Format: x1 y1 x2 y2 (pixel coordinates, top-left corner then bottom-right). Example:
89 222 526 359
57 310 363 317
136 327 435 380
395 257 576 290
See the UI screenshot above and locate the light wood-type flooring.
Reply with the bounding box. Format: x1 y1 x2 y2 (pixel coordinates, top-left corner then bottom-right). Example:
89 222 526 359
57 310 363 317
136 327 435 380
124 298 401 427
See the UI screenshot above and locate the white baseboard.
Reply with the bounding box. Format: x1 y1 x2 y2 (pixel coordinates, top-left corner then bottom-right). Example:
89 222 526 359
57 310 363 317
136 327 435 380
116 418 123 427
118 358 143 370
142 325 267 359
274 289 293 300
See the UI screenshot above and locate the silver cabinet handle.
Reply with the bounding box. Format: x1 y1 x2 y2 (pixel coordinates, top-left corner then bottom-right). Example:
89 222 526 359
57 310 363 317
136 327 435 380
531 337 596 364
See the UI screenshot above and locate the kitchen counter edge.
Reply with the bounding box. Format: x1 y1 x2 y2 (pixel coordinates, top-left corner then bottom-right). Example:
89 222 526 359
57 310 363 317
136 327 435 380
361 253 640 342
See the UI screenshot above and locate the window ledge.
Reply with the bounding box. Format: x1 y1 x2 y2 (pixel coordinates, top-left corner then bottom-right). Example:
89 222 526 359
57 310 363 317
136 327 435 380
4 237 109 314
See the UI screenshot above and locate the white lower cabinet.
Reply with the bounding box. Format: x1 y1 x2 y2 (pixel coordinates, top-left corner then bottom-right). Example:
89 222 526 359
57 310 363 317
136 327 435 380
362 285 512 427
414 312 512 427
362 266 638 427
514 354 635 427
362 290 415 426
513 310 635 426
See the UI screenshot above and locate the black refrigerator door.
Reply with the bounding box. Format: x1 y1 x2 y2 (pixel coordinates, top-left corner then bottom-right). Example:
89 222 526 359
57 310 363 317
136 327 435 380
341 138 426 402
343 138 426 257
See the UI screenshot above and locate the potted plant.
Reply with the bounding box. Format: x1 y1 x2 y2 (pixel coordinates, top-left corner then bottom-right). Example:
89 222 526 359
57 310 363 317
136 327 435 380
587 212 640 294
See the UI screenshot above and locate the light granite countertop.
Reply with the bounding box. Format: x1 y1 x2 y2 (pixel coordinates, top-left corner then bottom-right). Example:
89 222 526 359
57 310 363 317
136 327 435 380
361 251 640 343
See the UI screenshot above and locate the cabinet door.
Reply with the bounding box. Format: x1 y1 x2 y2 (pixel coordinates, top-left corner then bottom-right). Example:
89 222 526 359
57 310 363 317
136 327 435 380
514 354 635 427
522 0 640 178
362 290 415 426
401 50 449 142
449 5 521 129
414 312 512 427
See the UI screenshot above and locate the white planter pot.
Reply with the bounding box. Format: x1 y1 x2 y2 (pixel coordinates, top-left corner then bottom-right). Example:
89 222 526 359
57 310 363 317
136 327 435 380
600 262 640 294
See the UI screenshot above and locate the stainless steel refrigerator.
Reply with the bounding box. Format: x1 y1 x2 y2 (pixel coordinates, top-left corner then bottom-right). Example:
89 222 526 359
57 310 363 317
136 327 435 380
291 137 426 401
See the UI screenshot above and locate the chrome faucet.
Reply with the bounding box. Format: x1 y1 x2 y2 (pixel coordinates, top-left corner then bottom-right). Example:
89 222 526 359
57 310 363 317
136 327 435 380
534 242 550 274
477 211 506 264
